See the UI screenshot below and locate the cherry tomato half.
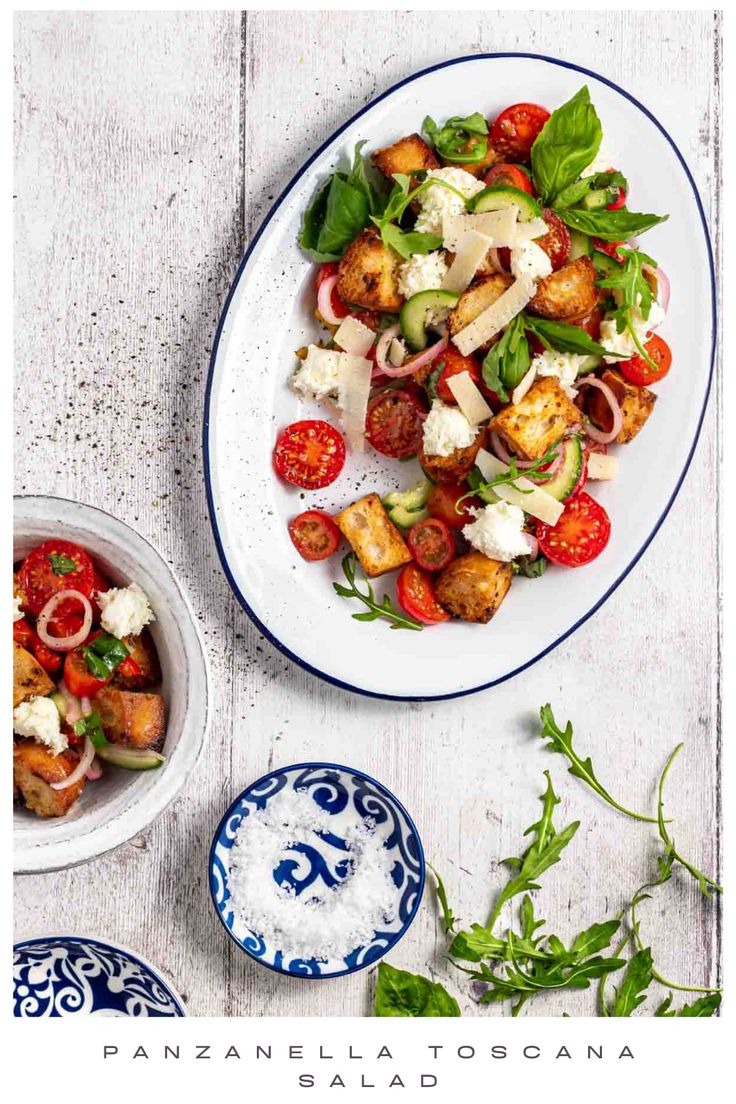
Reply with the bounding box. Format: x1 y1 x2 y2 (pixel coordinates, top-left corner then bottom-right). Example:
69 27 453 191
536 492 611 568
536 209 571 271
490 102 550 161
605 169 627 211
13 617 35 649
619 334 672 386
63 648 110 698
33 639 63 675
407 517 455 572
316 262 350 321
592 239 625 262
288 509 342 562
427 482 480 531
434 348 484 404
19 540 95 616
396 564 451 624
484 163 535 194
365 389 426 459
273 420 346 490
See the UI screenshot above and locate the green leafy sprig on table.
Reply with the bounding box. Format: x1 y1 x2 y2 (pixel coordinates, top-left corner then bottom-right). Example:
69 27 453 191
333 552 422 631
423 112 489 165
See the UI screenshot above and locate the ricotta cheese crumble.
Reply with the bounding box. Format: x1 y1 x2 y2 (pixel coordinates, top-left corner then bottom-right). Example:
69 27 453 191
97 583 155 639
422 400 476 457
13 695 67 756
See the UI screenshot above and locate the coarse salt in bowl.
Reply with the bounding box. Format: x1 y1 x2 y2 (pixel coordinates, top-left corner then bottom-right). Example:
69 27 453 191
208 763 425 978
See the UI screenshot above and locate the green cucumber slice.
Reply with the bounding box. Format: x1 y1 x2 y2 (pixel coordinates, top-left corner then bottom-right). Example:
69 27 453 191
581 188 609 211
400 289 459 352
537 436 584 502
591 249 622 277
383 477 432 513
387 504 430 530
466 467 499 506
468 185 541 221
569 229 593 261
50 691 67 720
95 743 165 771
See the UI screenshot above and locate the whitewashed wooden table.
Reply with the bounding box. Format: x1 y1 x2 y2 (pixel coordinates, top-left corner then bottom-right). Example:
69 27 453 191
13 10 721 1016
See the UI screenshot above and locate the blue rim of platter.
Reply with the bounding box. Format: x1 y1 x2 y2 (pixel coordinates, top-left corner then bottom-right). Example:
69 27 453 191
203 51 717 702
13 934 186 1016
208 762 426 978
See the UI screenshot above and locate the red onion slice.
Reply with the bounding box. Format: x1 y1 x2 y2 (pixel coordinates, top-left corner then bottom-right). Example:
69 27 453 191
86 757 103 781
316 273 345 326
36 590 93 652
576 378 624 444
488 247 509 274
50 736 95 791
379 334 449 379
58 679 82 724
489 431 537 470
523 533 539 559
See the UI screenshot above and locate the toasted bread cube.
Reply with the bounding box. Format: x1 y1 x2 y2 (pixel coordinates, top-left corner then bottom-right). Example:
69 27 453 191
335 493 412 578
419 427 487 485
111 631 161 691
587 368 657 443
529 256 598 321
436 552 512 624
13 572 28 610
96 687 166 750
492 377 581 461
13 641 54 708
448 274 513 352
371 133 439 185
13 740 86 817
336 228 403 312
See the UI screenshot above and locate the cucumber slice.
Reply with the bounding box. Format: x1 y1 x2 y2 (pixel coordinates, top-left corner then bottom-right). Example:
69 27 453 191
400 289 459 352
591 249 622 277
582 188 609 211
467 467 499 506
95 743 165 771
468 185 541 222
575 354 601 377
383 477 432 512
387 504 430 530
537 436 584 502
50 691 67 720
569 229 593 261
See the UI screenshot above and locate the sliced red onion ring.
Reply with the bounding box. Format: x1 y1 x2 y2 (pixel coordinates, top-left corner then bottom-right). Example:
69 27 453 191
642 263 670 314
489 431 536 470
50 735 95 791
58 680 82 725
576 377 624 444
36 590 93 651
86 757 103 781
523 533 539 559
316 273 344 326
488 247 509 274
375 323 402 374
380 334 449 379
81 696 92 717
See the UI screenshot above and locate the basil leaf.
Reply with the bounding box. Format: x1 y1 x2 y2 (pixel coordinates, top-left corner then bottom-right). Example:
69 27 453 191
553 170 628 210
513 554 547 578
346 140 384 217
316 174 369 256
83 632 129 678
48 553 78 576
482 314 530 400
381 224 442 260
558 207 668 241
374 961 460 1017
423 112 489 165
298 180 338 262
531 86 602 204
523 316 622 359
84 649 112 680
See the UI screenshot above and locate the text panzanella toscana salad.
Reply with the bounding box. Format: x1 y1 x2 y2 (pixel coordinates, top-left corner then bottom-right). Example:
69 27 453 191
273 88 672 629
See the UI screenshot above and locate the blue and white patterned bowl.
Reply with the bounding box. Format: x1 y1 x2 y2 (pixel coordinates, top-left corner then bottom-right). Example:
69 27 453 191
209 763 425 978
13 936 185 1017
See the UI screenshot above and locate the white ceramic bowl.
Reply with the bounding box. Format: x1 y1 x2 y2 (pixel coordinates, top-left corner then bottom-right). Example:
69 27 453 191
13 495 210 874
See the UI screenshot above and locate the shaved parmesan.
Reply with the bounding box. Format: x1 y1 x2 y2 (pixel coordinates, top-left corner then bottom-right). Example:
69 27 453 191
337 355 373 453
587 452 619 480
388 337 407 367
446 370 493 425
512 364 537 405
442 230 493 294
512 217 549 243
334 315 376 358
475 448 564 526
452 276 535 357
442 207 518 250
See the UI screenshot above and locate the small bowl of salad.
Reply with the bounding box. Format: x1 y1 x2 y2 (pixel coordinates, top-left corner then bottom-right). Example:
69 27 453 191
13 495 210 874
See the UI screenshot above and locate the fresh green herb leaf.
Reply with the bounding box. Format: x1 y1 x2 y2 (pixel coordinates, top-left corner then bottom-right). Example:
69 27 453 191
429 865 456 934
513 554 548 578
456 439 563 514
530 87 602 204
48 553 78 576
539 704 660 823
346 140 384 217
655 992 674 1016
423 112 489 165
481 313 530 401
83 632 129 679
298 144 377 261
552 170 628 210
381 223 443 261
570 920 622 960
523 315 623 360
558 206 668 242
72 710 107 749
333 553 423 631
374 961 460 1017
611 947 653 1017
676 994 722 1017
593 246 661 369
657 745 722 898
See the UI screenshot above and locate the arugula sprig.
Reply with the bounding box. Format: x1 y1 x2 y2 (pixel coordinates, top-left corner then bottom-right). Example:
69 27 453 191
333 553 422 631
595 246 661 370
455 439 563 515
370 172 468 260
423 112 489 165
657 744 722 899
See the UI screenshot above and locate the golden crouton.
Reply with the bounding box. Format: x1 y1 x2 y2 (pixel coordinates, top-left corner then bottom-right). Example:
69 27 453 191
440 139 500 179
13 572 27 610
435 552 512 624
419 427 488 485
491 377 581 461
448 274 513 352
13 740 87 818
96 687 166 750
335 493 412 578
111 631 161 691
371 133 439 186
586 368 657 444
529 256 598 321
13 641 54 708
336 228 403 312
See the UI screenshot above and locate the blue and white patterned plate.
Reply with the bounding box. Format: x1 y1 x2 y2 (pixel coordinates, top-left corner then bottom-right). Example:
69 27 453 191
209 763 425 978
13 936 185 1017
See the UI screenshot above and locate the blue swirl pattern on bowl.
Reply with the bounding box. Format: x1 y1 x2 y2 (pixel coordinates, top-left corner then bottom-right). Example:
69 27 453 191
13 936 185 1017
209 763 425 978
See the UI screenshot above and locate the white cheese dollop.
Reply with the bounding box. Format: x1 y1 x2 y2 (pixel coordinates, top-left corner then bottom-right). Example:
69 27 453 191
397 251 449 299
531 350 590 398
599 302 666 363
422 400 476 458
462 501 534 562
414 168 484 237
291 345 342 400
13 696 67 756
97 583 155 639
510 240 552 282
13 594 23 622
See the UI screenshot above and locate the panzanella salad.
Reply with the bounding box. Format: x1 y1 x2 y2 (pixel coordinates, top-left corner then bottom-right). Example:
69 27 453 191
13 539 166 817
273 88 671 629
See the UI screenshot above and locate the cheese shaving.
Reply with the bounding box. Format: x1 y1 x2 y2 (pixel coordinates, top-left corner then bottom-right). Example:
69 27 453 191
512 364 537 405
452 276 536 357
442 207 518 250
337 354 373 452
587 452 619 480
334 315 376 358
442 230 493 294
475 448 564 526
446 370 493 425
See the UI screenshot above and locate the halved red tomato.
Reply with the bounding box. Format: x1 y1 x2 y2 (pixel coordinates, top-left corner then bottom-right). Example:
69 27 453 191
433 348 485 404
396 564 451 624
490 102 550 161
484 163 534 194
316 262 350 320
32 639 63 674
288 510 342 561
273 420 346 490
19 540 95 616
572 305 605 342
536 492 611 568
63 648 110 698
365 389 426 459
407 518 455 572
13 617 35 649
427 482 480 531
592 239 625 262
619 334 672 386
604 169 627 211
537 210 571 271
